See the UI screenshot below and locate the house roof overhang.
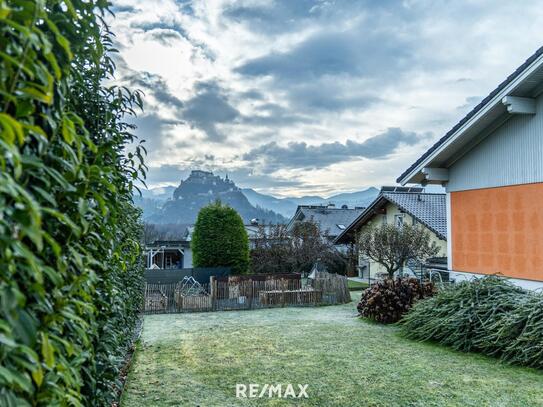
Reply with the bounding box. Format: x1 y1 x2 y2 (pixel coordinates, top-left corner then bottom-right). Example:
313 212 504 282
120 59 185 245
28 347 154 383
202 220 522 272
286 206 304 231
334 196 389 244
334 192 447 244
397 46 543 186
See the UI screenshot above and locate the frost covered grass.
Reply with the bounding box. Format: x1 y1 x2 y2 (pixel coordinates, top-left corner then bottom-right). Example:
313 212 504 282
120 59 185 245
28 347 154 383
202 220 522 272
347 279 369 290
122 293 543 406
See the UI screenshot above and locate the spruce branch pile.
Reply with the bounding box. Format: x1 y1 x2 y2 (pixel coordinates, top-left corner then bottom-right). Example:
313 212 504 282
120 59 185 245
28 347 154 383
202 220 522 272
400 277 543 369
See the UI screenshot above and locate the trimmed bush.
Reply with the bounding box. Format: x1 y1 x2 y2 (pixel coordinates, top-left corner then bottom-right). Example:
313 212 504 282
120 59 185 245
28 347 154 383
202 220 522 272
400 276 543 368
192 202 249 274
357 278 435 324
0 2 144 406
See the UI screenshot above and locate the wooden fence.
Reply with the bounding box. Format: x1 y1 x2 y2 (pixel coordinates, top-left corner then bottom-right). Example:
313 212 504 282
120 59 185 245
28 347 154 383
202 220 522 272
143 272 350 314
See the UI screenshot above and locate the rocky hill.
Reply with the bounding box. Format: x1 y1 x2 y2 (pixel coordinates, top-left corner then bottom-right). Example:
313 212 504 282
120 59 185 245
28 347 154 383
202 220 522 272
143 170 286 224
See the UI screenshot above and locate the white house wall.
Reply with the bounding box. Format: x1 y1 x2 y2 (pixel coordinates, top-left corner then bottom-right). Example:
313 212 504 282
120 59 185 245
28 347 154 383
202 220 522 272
447 92 543 192
183 247 193 268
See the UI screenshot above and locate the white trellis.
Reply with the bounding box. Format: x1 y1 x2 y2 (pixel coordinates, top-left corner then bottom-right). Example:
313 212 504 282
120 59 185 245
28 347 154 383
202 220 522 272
176 276 207 296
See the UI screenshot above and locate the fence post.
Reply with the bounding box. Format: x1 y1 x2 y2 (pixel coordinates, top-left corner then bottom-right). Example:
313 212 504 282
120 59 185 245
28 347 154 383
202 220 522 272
248 280 253 309
210 276 216 311
281 279 286 307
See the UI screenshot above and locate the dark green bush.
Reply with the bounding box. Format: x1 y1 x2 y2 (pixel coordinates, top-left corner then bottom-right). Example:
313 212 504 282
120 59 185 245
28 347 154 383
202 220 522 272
400 276 543 368
357 278 435 324
0 1 144 406
192 202 249 274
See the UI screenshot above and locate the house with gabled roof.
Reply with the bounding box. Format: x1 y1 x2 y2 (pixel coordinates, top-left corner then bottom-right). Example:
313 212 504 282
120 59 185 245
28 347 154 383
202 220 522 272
335 186 447 280
287 204 366 243
398 46 543 290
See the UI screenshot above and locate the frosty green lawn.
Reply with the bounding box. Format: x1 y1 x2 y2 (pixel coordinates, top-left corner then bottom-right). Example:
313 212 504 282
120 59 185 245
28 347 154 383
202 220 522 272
121 294 543 407
347 279 369 290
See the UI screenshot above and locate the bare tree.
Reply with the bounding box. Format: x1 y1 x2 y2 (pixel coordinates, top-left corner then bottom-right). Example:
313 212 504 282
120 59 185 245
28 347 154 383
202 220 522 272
358 224 439 279
250 221 347 275
142 222 189 244
250 224 293 274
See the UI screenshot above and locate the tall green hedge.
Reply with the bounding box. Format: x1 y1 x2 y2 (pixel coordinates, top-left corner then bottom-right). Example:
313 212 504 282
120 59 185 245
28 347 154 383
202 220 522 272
0 1 145 406
192 202 249 274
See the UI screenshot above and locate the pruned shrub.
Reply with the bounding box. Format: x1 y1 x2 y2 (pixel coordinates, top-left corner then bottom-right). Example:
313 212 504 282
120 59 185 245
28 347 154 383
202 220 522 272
400 276 543 368
357 278 435 323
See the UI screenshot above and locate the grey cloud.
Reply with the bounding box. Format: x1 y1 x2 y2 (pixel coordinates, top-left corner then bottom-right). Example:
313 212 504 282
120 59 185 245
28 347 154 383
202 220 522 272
236 28 412 82
223 169 305 190
181 81 240 141
239 89 265 100
130 21 188 39
143 164 189 185
125 71 184 110
223 1 402 35
224 0 323 34
131 17 214 59
175 0 195 16
243 128 428 170
143 163 303 190
286 80 381 111
147 28 185 46
111 5 137 14
131 113 183 152
242 103 311 126
234 23 411 114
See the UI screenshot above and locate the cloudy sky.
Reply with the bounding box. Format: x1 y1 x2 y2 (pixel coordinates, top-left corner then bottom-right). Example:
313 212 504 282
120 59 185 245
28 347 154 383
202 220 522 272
109 0 543 197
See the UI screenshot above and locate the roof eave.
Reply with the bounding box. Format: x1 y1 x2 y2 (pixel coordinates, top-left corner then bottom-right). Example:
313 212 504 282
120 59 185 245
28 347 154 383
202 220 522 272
333 196 388 244
335 193 447 243
398 51 543 186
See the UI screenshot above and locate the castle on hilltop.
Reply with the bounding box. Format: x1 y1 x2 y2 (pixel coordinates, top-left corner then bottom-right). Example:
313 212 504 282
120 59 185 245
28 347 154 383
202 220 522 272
173 170 237 199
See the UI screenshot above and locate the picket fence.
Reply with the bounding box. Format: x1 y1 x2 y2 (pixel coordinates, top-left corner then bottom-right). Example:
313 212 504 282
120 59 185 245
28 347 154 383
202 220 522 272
143 272 350 314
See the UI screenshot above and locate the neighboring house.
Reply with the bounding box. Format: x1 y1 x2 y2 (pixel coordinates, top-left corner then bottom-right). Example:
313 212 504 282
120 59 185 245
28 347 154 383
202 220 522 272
145 241 186 269
397 46 543 290
145 227 194 269
287 204 365 243
334 186 447 280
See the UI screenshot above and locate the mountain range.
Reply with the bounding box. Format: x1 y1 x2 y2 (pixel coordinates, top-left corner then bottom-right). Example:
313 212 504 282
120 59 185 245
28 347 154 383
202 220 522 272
241 187 378 218
134 170 378 223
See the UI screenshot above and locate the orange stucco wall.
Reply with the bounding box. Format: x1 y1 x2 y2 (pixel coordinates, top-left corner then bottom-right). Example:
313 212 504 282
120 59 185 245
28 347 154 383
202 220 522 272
451 183 543 281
